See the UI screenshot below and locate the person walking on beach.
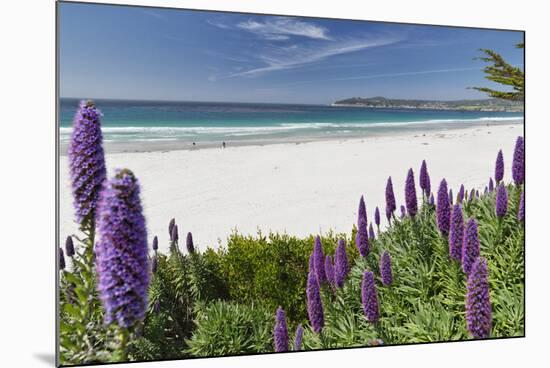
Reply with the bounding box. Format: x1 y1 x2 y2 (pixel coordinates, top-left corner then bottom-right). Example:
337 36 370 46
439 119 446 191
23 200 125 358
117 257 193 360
222 141 226 149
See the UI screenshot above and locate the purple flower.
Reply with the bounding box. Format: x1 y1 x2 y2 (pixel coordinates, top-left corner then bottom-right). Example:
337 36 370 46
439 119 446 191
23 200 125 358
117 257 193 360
495 150 504 183
405 168 418 217
65 236 75 257
374 207 381 228
400 205 406 219
168 218 175 239
68 100 107 227
151 255 158 274
59 247 66 270
358 195 367 224
466 257 492 338
458 185 465 203
152 236 158 251
449 204 464 261
379 250 393 286
429 193 435 206
325 255 335 288
308 253 315 273
512 136 524 185
306 271 324 333
469 188 476 202
361 271 379 323
462 219 480 274
313 236 326 283
488 178 494 192
484 187 488 195
294 324 303 351
334 238 349 288
356 217 370 258
171 224 179 243
385 177 396 221
436 179 451 236
368 223 376 240
95 169 149 328
496 183 508 217
273 307 289 352
518 191 524 222
419 160 431 196
186 232 195 254
449 189 454 205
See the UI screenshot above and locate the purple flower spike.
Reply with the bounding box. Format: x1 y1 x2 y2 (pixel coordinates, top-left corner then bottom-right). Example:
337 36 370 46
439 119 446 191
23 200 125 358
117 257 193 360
518 191 524 222
496 183 508 217
369 223 376 240
68 100 107 227
458 185 465 203
152 236 158 251
358 195 367 224
405 168 418 217
449 204 464 261
385 177 396 221
361 271 379 323
469 189 476 202
449 189 454 205
488 178 494 192
168 218 175 239
294 324 303 351
374 207 381 228
95 169 149 328
429 193 435 206
495 150 504 183
436 179 451 236
273 307 289 352
484 187 488 195
65 236 75 257
313 236 327 283
171 224 179 243
356 217 370 257
325 255 335 288
462 219 480 274
419 160 431 196
306 271 324 333
512 136 524 185
400 205 406 219
59 247 66 270
186 232 195 254
308 253 315 273
379 250 393 286
334 238 350 288
151 255 158 274
466 257 492 339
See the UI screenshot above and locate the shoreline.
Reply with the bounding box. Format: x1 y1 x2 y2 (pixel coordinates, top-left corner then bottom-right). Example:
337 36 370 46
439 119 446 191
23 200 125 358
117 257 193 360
59 119 523 155
60 122 523 253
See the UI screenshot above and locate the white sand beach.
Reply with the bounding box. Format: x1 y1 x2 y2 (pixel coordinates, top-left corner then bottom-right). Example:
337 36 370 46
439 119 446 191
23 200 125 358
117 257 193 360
59 123 522 253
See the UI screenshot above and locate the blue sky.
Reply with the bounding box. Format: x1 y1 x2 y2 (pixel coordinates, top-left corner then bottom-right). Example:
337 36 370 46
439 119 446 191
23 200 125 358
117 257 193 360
59 2 524 104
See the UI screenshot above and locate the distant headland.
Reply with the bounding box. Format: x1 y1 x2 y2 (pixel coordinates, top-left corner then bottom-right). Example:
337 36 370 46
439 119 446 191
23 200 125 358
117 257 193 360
331 96 524 112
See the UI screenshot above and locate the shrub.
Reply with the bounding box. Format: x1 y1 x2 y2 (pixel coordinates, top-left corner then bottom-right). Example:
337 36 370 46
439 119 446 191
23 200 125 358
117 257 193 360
185 301 273 357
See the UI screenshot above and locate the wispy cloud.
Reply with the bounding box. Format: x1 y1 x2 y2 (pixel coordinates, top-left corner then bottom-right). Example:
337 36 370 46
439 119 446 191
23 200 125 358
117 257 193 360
229 37 399 77
236 17 331 40
281 67 480 86
141 9 164 20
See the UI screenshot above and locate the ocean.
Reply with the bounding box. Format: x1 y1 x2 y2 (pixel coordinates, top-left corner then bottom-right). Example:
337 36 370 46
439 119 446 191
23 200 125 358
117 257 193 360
59 98 523 148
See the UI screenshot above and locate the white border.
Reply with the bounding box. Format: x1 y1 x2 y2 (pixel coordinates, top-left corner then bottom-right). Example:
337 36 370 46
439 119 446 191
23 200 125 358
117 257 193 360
2 0 548 367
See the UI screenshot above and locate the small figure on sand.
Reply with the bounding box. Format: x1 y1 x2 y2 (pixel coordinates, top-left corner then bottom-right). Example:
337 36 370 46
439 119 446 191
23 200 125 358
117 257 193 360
222 141 226 149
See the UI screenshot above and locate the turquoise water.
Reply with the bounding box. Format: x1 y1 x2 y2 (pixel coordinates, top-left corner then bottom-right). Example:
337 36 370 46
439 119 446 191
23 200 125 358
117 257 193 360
60 98 523 144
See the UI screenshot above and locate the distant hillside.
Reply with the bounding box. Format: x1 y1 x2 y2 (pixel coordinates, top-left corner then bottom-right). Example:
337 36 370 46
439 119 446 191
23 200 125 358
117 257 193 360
332 96 524 112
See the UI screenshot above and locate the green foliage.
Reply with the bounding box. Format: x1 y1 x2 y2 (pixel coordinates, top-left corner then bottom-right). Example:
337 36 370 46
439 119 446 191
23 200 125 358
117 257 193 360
60 183 523 362
185 301 274 357
300 184 524 348
217 231 358 324
473 43 524 101
59 229 127 364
